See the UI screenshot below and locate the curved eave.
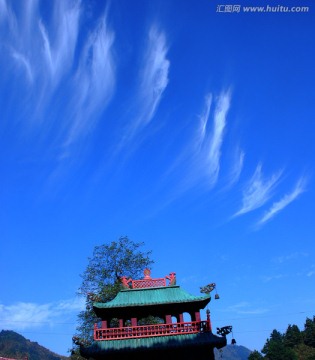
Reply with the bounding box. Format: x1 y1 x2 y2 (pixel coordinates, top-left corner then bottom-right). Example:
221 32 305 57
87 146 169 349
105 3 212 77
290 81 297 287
93 286 211 318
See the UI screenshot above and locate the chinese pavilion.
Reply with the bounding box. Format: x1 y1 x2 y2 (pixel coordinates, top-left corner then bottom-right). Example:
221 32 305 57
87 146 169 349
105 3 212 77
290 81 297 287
78 269 226 360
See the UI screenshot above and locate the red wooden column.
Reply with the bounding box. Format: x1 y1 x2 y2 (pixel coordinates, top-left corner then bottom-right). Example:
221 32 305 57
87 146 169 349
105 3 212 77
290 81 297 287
206 309 212 332
179 313 184 323
131 317 137 326
165 315 172 324
119 319 124 327
194 311 201 322
102 320 108 329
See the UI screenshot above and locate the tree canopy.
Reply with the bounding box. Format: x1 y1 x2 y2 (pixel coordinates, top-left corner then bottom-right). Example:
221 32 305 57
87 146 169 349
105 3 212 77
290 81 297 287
248 350 264 360
304 316 315 348
78 236 153 299
71 236 153 358
250 316 315 360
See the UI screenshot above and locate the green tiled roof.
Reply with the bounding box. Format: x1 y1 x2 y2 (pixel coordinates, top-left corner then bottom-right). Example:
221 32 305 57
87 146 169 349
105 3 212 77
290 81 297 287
81 332 226 357
94 286 210 309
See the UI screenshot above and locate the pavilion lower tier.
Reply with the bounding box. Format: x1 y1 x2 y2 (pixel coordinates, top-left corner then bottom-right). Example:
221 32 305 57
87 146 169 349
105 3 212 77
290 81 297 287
81 332 227 360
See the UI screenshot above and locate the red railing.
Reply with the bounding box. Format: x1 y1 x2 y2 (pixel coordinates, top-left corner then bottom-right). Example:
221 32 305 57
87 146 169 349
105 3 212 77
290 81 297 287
94 320 210 341
132 278 166 288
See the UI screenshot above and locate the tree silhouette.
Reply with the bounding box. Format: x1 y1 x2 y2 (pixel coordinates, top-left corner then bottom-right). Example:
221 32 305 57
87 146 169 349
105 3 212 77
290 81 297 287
70 237 153 358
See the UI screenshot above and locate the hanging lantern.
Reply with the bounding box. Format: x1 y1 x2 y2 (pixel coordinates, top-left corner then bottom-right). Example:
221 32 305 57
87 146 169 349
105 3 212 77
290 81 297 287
200 282 220 299
231 338 236 345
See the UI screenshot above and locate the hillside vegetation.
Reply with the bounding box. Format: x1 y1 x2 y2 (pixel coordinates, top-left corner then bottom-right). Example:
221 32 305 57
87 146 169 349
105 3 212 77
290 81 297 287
249 315 315 360
0 330 69 360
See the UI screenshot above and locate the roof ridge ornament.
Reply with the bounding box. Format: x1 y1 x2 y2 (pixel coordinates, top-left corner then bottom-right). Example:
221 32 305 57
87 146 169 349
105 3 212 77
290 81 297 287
165 272 176 286
143 268 151 279
120 276 132 289
120 270 177 289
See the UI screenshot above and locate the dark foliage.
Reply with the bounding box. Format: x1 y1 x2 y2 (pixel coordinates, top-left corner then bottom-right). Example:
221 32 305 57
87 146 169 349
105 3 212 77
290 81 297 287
304 316 315 348
0 330 68 360
258 316 315 360
285 324 303 348
248 350 264 360
71 237 153 358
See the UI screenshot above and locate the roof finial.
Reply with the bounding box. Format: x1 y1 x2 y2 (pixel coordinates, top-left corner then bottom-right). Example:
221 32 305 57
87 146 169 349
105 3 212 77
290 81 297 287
143 268 151 279
166 272 176 286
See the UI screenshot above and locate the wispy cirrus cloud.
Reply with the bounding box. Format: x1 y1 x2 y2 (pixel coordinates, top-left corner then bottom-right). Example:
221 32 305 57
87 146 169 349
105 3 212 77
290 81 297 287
162 90 231 199
234 163 282 217
226 301 269 315
191 90 231 188
119 25 170 148
63 15 115 149
272 251 308 264
256 177 307 226
261 274 286 282
39 0 80 87
0 298 84 330
0 0 9 22
205 90 231 186
2 0 80 90
1 0 115 154
223 145 245 189
307 267 315 277
230 147 245 185
139 26 169 124
11 50 34 83
196 94 213 149
142 90 231 211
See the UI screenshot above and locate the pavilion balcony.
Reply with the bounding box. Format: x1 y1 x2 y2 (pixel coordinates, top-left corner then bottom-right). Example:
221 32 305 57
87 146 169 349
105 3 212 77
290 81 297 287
94 320 210 341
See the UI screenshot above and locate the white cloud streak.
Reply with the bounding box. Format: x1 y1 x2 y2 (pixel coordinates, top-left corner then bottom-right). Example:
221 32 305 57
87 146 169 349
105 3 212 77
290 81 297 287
0 298 84 330
39 0 80 86
139 26 170 126
64 16 115 148
1 0 116 153
261 274 286 282
226 301 269 315
164 90 231 197
0 0 9 22
232 148 245 183
3 0 80 89
119 26 170 148
11 50 33 83
234 163 282 217
257 177 307 226
226 146 245 188
272 252 308 264
195 91 231 187
206 91 230 185
196 94 212 150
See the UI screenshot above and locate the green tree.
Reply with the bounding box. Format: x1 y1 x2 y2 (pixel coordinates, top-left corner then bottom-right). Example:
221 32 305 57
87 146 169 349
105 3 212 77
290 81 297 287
262 329 283 355
262 330 297 360
258 316 315 360
304 316 315 348
284 324 302 348
70 237 153 358
295 343 315 360
248 350 264 360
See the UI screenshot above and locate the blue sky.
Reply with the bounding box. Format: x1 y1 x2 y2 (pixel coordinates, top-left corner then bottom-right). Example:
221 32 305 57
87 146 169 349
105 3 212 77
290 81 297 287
0 0 314 356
